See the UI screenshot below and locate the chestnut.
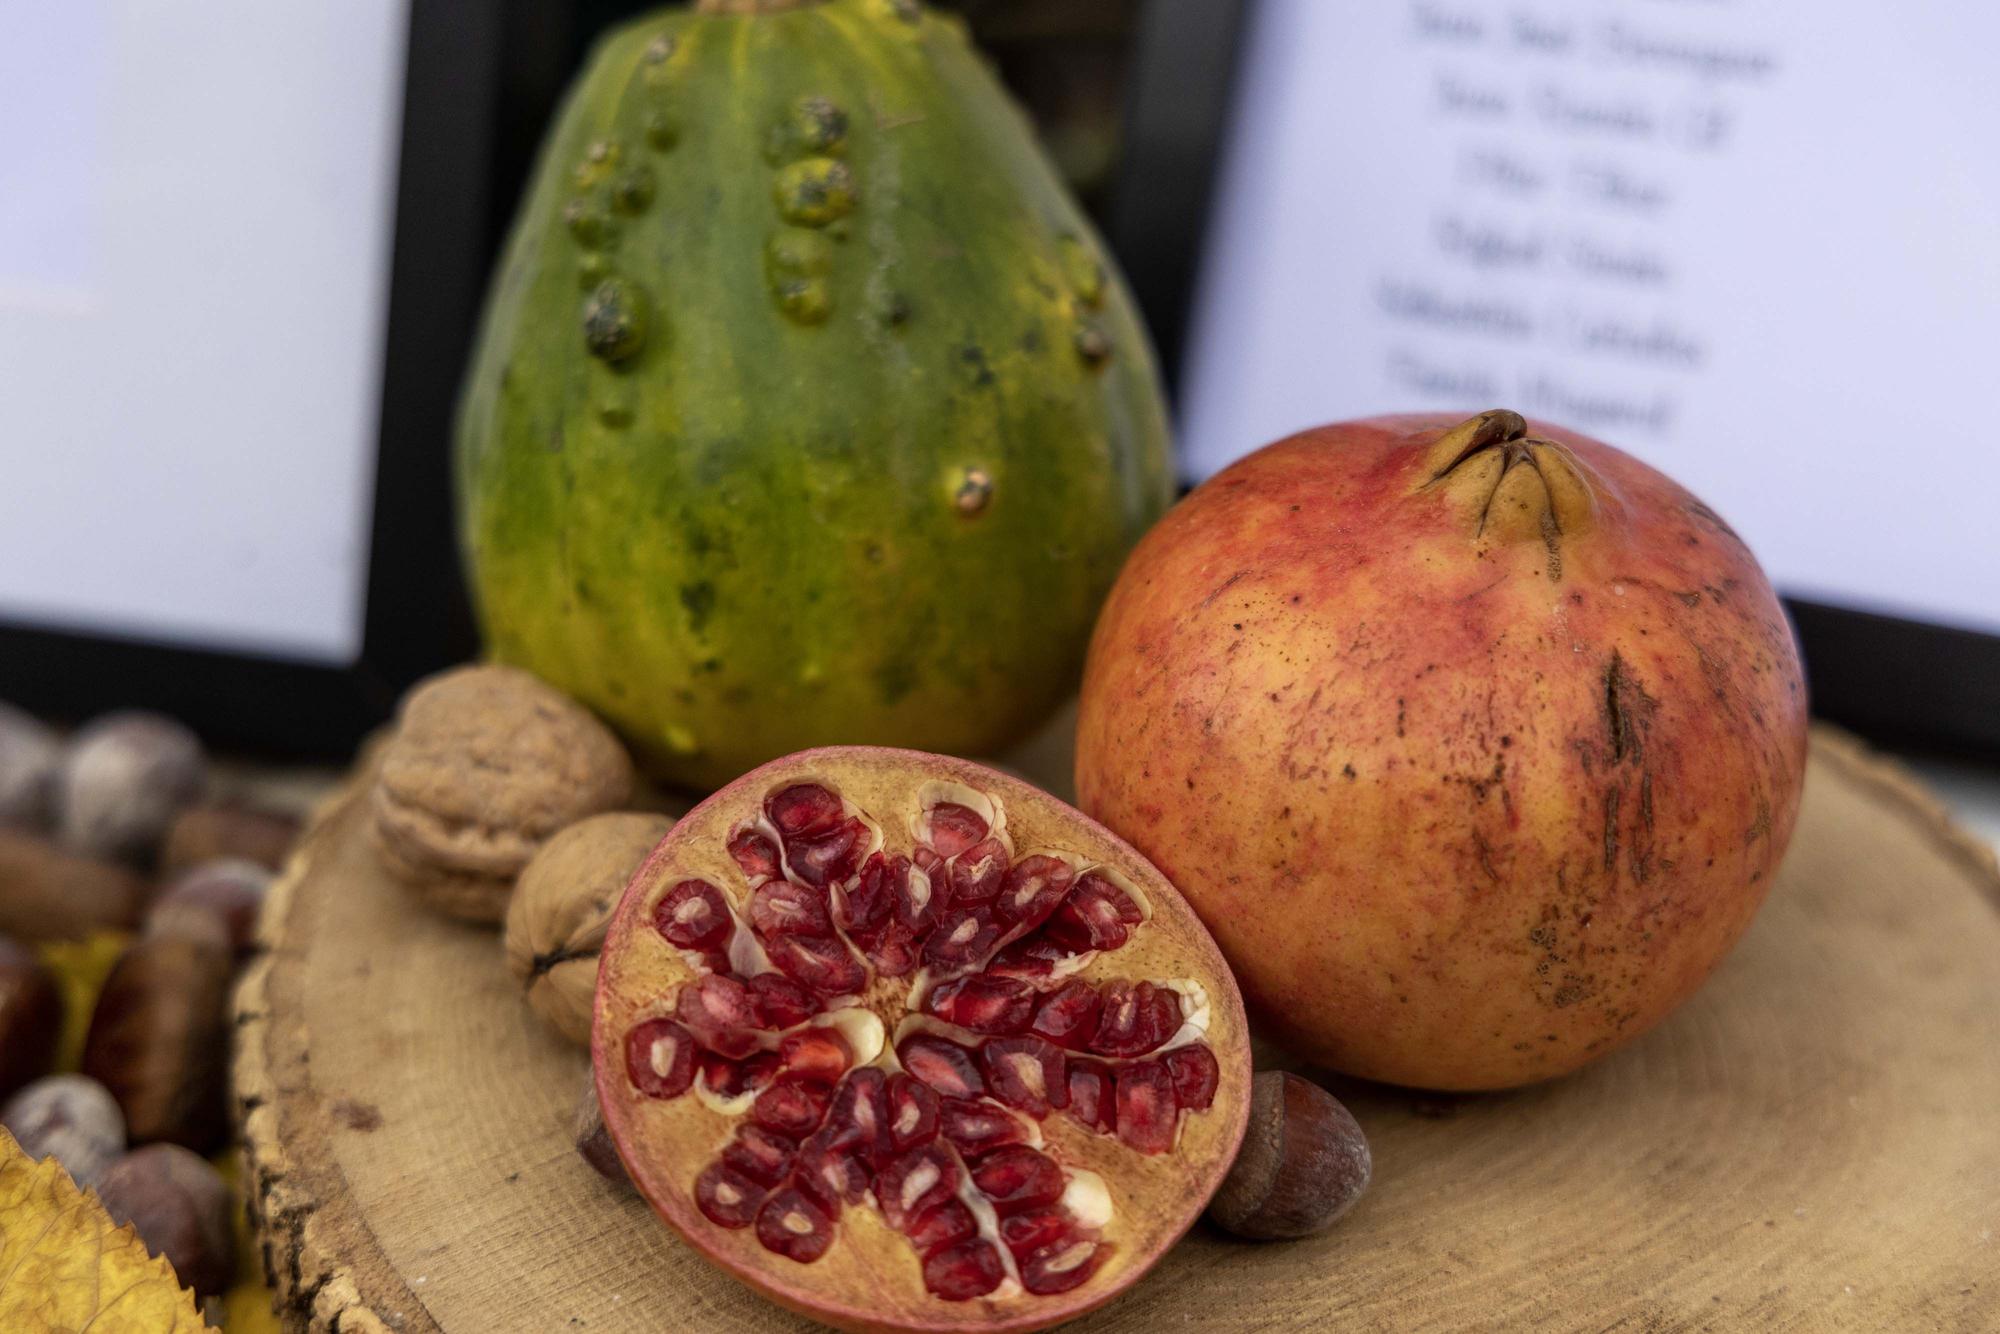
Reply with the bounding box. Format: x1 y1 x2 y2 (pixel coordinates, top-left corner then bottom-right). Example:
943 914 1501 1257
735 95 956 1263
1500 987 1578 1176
573 1072 631 1189
57 711 207 866
150 858 272 960
0 829 151 942
160 801 301 876
94 1143 235 1297
0 701 59 831
80 910 234 1152
2 1073 127 1188
0 935 62 1101
1208 1071 1372 1240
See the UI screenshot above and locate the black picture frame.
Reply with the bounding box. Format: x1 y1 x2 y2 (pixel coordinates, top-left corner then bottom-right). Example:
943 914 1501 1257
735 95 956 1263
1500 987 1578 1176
0 0 505 757
1107 0 2000 761
5 0 1995 765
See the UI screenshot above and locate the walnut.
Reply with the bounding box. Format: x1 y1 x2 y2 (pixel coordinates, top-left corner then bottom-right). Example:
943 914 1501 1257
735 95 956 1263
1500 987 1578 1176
370 665 634 923
505 811 673 1045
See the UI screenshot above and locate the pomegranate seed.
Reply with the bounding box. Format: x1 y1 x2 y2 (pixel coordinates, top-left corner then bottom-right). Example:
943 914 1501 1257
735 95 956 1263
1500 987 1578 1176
979 1037 1069 1118
755 1187 834 1263
985 933 1073 980
766 783 842 838
1066 1058 1115 1134
750 1074 834 1137
675 975 762 1058
923 1238 1005 1301
854 921 920 977
1020 1237 1105 1295
1043 872 1142 953
1090 981 1183 1058
902 852 942 931
785 817 868 888
997 1207 1069 1258
886 1074 940 1152
969 1145 1065 1215
695 1161 768 1229
874 1143 960 1231
653 879 732 951
699 1049 780 1099
939 1096 1029 1155
897 1035 985 1099
925 801 989 858
1164 1043 1220 1110
794 1132 870 1216
820 1068 891 1167
749 879 832 937
922 904 1004 970
994 854 1075 929
727 828 781 883
747 973 818 1029
721 1124 798 1186
1115 1060 1176 1154
906 1197 977 1254
765 933 867 995
838 852 900 933
925 974 1033 1035
624 1018 694 1099
779 1027 852 1082
1029 980 1103 1049
947 837 1008 903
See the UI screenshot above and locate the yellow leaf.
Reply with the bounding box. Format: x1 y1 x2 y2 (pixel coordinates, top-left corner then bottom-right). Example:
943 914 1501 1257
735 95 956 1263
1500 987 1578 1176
36 931 132 1073
0 1130 210 1333
211 1147 286 1329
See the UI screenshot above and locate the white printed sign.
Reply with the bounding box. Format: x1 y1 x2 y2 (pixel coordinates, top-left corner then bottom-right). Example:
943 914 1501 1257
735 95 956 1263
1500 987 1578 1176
0 0 408 663
1181 0 2000 635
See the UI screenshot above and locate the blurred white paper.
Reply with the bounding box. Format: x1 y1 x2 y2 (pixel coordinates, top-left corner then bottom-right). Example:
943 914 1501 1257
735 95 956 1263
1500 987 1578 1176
0 3 105 300
0 0 408 664
1182 0 2000 636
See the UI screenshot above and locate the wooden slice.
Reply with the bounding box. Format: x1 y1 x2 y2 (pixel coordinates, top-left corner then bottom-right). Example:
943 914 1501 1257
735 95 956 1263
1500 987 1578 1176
235 727 2000 1332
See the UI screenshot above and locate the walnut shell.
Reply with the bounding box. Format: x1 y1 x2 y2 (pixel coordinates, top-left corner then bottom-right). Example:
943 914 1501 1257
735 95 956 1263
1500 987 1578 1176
505 811 672 1045
371 665 634 923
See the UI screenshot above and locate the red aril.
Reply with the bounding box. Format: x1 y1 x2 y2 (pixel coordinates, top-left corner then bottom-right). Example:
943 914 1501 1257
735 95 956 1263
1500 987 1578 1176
595 747 1249 1332
722 1124 798 1187
925 974 1033 1035
906 1198 977 1254
1029 980 1102 1050
938 1096 1030 1155
696 1161 767 1229
924 1239 1006 1301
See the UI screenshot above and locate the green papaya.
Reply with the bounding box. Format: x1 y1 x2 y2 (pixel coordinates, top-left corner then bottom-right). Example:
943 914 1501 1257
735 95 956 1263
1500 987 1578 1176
455 0 1173 790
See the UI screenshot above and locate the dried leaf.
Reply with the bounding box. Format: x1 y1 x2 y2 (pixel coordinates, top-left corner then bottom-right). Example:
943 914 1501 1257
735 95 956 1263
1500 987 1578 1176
37 930 133 1071
0 1129 209 1332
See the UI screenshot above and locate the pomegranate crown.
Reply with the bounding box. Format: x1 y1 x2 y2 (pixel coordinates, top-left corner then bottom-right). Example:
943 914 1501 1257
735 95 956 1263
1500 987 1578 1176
1419 409 1602 576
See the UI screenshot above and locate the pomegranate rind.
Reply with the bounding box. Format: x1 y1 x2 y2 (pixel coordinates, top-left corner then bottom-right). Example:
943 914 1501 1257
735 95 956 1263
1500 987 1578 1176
594 746 1250 1334
1076 411 1810 1090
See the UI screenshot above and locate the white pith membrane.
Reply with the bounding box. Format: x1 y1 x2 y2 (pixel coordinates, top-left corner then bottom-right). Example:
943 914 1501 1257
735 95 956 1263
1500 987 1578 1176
619 773 1224 1306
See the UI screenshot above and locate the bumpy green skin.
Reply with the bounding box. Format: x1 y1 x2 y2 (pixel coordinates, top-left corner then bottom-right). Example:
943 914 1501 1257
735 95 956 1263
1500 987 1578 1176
457 0 1173 789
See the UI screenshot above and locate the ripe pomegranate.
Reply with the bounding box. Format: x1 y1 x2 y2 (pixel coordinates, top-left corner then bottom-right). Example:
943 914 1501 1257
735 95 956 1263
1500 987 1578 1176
594 747 1249 1331
1076 410 1808 1090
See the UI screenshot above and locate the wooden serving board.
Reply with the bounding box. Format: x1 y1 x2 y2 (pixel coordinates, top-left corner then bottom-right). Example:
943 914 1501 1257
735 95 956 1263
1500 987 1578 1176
234 727 2000 1333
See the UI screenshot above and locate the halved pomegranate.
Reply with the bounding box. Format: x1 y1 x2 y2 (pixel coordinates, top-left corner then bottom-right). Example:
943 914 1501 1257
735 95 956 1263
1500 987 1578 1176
594 747 1250 1332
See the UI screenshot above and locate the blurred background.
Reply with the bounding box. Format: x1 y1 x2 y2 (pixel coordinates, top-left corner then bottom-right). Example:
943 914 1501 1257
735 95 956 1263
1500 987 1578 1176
1 0 1995 843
